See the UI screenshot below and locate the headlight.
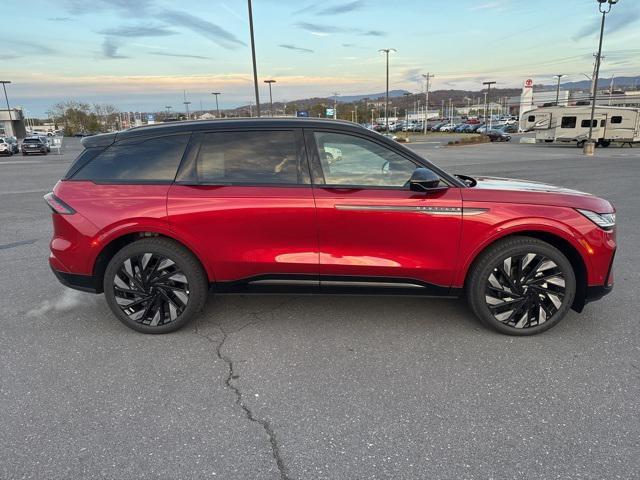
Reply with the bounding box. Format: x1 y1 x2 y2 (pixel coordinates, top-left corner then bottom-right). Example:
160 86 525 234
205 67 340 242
576 209 616 230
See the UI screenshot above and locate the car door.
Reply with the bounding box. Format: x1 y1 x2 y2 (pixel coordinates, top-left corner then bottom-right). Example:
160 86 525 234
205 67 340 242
305 129 462 294
167 128 319 292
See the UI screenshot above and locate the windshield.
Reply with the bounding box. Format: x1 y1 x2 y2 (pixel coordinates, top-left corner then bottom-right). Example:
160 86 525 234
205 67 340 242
24 139 42 144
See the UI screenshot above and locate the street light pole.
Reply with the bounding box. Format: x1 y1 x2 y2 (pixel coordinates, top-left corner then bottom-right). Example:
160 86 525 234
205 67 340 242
586 0 618 155
165 106 172 118
554 74 566 106
211 92 221 118
247 0 261 117
482 81 496 127
379 48 396 132
422 73 433 134
1 81 13 136
332 91 339 120
264 80 276 117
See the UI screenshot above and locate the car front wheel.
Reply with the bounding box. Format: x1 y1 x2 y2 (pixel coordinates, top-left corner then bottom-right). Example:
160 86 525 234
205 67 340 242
104 238 208 333
467 236 576 335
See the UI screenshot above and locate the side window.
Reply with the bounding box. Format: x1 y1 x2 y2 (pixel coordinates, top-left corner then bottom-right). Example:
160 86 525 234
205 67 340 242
611 116 622 124
313 132 417 187
527 115 536 122
73 134 189 182
561 116 577 128
195 130 302 185
580 119 597 128
600 119 606 127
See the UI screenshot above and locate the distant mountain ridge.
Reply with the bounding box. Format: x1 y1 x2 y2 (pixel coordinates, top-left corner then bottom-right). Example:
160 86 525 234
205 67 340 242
548 76 640 91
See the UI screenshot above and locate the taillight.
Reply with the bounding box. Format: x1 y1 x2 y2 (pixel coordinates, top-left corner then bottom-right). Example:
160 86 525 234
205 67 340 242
44 192 76 215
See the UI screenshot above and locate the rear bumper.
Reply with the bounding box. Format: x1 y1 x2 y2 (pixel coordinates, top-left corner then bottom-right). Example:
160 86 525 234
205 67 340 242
51 265 101 293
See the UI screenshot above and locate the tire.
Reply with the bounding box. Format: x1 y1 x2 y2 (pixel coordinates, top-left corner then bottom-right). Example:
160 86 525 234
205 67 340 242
466 236 576 336
104 238 208 333
576 140 585 148
599 140 610 148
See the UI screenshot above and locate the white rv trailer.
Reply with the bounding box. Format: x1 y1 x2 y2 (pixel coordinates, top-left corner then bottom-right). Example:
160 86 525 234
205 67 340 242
522 105 640 147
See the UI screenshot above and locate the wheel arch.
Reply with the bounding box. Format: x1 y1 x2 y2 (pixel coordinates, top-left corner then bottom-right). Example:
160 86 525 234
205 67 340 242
462 230 589 312
92 231 212 292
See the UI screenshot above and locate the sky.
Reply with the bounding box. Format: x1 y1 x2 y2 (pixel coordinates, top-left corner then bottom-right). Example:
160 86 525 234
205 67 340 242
2 0 639 116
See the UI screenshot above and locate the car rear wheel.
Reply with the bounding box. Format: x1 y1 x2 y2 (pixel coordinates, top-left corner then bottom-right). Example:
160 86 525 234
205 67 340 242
104 238 208 333
466 236 576 335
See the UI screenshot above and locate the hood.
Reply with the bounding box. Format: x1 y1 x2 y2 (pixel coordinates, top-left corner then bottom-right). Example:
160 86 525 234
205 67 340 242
460 176 614 213
472 176 590 196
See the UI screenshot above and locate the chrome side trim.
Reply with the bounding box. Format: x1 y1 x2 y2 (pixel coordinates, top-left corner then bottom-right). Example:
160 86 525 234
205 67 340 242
322 281 426 289
462 208 489 216
249 279 319 286
335 204 462 215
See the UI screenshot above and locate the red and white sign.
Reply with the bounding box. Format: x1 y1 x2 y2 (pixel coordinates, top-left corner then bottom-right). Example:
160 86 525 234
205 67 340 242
524 79 533 88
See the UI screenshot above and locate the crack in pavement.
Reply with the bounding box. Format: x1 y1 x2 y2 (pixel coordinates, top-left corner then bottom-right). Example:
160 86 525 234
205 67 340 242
0 239 38 250
195 298 296 480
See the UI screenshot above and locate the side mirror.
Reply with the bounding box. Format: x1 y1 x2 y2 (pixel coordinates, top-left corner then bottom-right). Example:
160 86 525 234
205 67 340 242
409 168 448 193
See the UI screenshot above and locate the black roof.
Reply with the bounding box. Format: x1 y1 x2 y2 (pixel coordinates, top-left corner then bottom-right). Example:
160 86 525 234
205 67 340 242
82 118 365 148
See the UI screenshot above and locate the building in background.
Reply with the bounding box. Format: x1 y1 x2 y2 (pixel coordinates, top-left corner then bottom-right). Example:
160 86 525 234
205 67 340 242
0 108 27 138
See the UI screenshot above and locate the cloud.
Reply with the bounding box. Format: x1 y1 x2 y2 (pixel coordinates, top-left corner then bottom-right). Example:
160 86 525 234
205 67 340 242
573 10 640 40
98 24 176 37
403 68 423 83
63 0 153 14
47 17 72 22
279 44 314 53
102 37 128 59
295 21 345 35
361 30 385 37
342 43 356 47
148 52 211 60
469 2 504 11
158 10 246 49
317 1 362 15
296 22 385 37
4 40 56 55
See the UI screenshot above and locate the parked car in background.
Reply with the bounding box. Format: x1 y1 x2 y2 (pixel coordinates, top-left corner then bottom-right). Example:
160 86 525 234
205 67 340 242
497 124 518 133
430 122 446 132
45 118 616 336
38 135 52 152
453 123 468 133
0 137 14 156
6 136 19 153
485 129 512 142
21 137 49 155
468 123 485 133
439 123 457 132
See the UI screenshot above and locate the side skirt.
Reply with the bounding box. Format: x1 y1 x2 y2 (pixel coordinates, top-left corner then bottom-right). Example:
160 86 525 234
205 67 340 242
212 274 462 298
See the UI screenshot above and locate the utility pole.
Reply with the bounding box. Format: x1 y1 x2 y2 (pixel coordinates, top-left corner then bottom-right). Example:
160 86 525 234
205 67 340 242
482 81 496 125
554 74 566 106
422 73 433 134
354 104 358 123
609 75 615 105
183 90 191 120
586 0 618 155
211 92 221 117
332 91 339 119
449 98 453 126
165 105 172 117
378 48 396 131
0 81 13 136
247 0 260 117
264 80 276 117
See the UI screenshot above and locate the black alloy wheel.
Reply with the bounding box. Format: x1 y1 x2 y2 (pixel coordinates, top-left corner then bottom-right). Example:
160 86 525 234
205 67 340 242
112 253 189 327
104 238 207 333
484 253 566 329
467 236 576 335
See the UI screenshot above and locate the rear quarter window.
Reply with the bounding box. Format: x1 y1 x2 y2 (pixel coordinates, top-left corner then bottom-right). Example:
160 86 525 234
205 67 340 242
71 134 189 183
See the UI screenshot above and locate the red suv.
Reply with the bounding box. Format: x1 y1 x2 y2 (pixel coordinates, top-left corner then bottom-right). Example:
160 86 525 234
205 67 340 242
45 119 616 335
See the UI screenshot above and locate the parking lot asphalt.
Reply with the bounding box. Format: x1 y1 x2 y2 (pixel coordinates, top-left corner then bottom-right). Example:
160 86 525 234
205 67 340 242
1 136 638 479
